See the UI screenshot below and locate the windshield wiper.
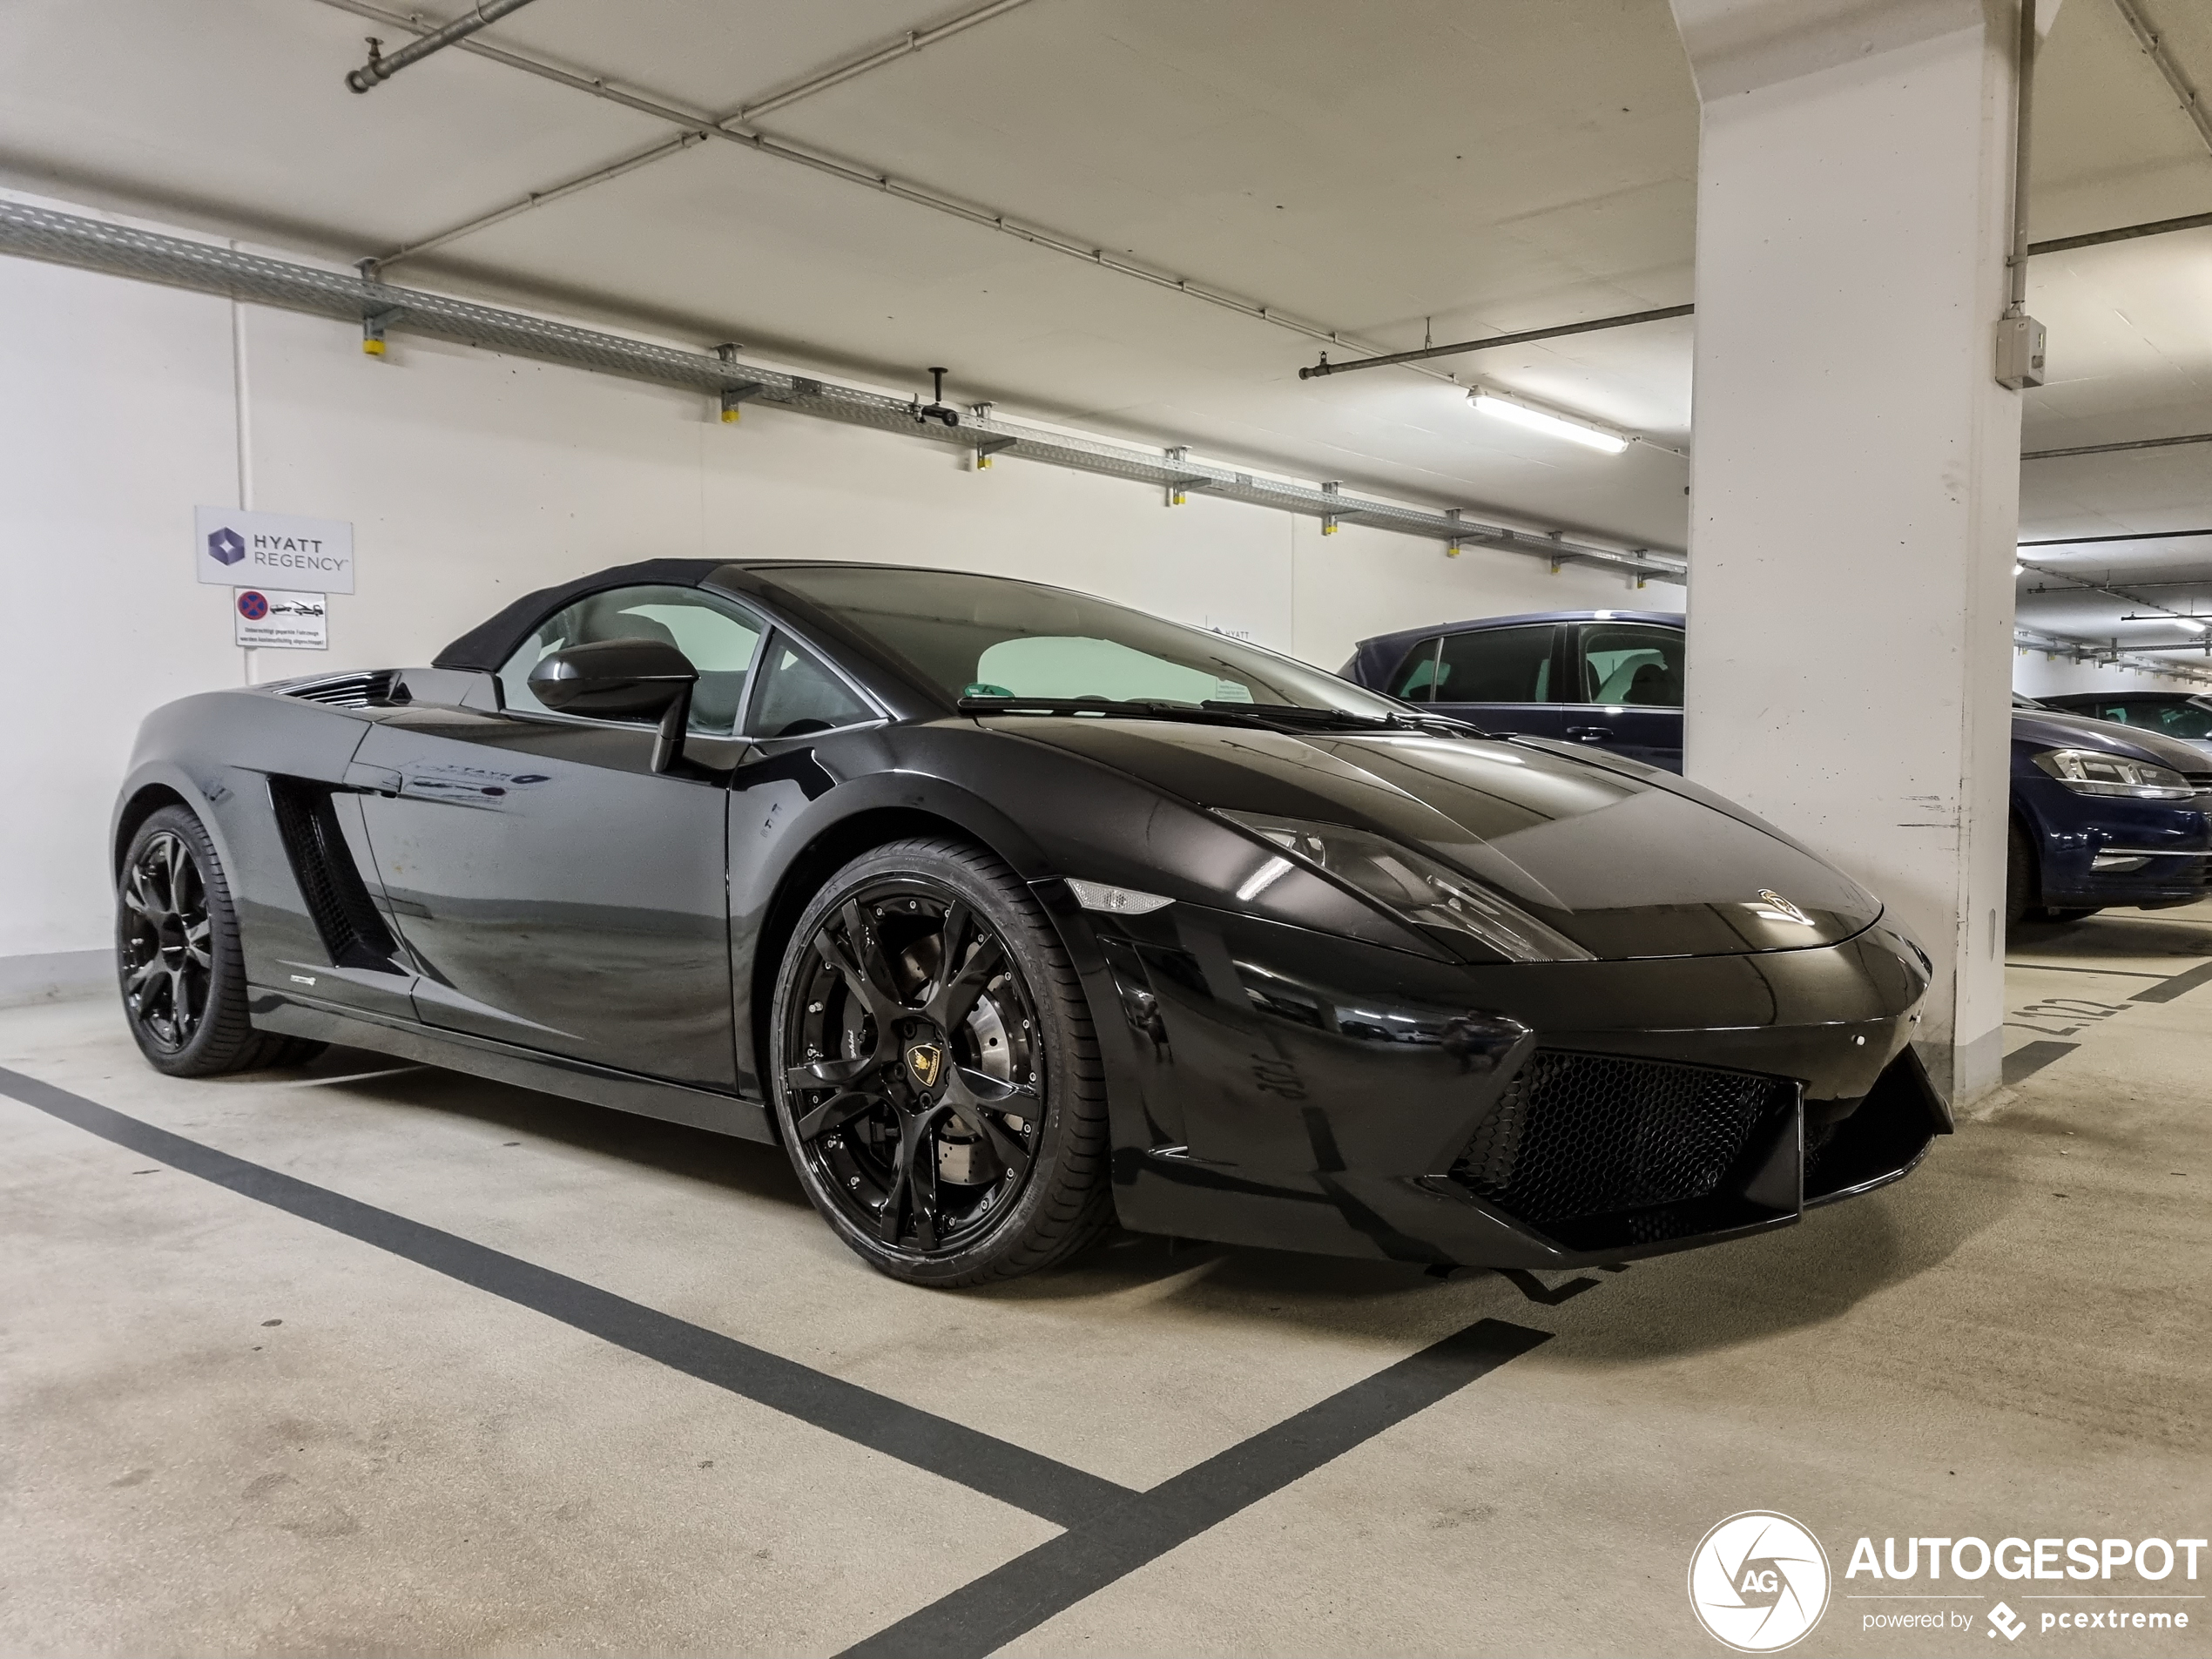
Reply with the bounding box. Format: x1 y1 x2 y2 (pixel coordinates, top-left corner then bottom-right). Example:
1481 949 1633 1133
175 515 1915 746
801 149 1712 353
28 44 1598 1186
956 695 1488 738
958 695 1275 728
1204 701 1488 738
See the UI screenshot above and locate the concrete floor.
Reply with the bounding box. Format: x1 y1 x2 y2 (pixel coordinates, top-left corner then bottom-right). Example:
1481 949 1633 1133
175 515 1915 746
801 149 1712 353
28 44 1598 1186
2 908 2208 1657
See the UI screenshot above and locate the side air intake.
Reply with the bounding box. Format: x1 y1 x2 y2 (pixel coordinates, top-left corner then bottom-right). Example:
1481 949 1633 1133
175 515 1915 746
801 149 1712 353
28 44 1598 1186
280 670 407 708
267 779 403 970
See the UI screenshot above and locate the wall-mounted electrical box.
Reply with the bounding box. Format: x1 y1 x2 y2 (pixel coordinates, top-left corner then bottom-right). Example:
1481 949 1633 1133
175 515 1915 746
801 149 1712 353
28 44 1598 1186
1995 314 2047 389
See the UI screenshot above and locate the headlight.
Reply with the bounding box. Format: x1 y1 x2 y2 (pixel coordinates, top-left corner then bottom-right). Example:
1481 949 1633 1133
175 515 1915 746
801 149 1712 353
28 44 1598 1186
2033 748 2196 800
1219 811 1594 963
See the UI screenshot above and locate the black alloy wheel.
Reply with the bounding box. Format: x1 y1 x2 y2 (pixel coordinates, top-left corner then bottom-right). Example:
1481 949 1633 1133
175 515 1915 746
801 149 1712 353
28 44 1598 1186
771 838 1110 1285
119 826 211 1054
116 804 324 1076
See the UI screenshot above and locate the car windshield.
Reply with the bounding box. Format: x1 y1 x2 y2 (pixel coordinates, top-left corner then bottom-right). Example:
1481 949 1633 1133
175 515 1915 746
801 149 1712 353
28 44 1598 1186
2153 699 2212 738
764 565 1413 718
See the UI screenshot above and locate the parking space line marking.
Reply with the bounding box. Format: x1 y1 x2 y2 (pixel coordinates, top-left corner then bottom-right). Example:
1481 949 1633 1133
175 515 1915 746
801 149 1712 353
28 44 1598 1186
839 1318 1550 1659
2131 959 2212 1004
0 1064 1134 1530
2002 1040 2077 1085
2004 961 2168 979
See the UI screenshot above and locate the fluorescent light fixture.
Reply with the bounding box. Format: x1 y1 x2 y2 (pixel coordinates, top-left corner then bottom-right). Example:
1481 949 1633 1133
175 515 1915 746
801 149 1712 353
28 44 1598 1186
2182 617 2208 633
2013 562 2026 576
1468 390 1629 455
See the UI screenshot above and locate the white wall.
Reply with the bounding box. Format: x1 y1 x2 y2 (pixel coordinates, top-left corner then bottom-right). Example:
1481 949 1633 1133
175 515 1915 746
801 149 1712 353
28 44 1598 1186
0 195 1678 970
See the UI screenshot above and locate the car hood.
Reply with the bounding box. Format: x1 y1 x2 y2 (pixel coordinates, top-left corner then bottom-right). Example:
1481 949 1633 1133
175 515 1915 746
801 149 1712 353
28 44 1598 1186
2013 709 2212 772
995 716 1884 960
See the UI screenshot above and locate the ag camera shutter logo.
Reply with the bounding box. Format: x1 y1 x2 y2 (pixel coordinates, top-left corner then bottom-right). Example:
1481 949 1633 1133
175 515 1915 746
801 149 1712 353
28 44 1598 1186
1689 1512 1831 1651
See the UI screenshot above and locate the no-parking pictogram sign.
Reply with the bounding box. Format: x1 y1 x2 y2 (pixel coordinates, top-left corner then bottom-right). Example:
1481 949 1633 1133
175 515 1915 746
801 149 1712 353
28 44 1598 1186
232 588 327 651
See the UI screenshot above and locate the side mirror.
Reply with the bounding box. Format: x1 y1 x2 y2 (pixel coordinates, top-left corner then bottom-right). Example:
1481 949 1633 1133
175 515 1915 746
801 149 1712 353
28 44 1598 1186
527 637 698 772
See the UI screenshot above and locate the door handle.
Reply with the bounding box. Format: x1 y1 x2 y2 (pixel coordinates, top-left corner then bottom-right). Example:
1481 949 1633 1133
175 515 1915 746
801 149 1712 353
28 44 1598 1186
1566 725 1611 742
341 762 404 795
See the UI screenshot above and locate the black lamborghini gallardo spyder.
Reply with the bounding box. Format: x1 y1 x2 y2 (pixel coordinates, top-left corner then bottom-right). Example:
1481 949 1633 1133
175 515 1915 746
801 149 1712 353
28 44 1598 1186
113 560 1946 1285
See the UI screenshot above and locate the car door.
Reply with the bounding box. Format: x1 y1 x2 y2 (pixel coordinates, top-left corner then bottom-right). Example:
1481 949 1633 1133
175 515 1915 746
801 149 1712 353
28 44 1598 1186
1414 623 1564 739
1559 620 1685 771
350 583 765 1087
722 630 889 1090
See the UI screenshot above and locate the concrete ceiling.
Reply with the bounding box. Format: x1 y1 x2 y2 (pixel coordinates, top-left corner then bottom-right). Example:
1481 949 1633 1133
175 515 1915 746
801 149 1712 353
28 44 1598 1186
1 0 2207 633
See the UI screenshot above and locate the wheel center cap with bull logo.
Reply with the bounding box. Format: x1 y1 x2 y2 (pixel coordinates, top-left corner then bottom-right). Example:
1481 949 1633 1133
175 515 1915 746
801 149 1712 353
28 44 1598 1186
904 1039 946 1090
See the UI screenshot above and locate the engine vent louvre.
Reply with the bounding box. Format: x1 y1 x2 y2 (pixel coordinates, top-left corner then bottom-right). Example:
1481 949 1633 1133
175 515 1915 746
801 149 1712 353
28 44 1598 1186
267 779 402 971
280 670 406 708
1450 1051 1788 1226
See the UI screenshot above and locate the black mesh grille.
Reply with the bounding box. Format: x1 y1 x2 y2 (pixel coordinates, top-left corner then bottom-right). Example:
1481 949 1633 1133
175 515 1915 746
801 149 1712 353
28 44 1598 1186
268 779 401 969
1450 1051 1787 1225
281 671 404 708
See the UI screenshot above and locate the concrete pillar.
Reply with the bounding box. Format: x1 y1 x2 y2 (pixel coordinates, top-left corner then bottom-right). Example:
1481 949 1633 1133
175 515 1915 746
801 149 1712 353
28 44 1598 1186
1668 0 2032 1106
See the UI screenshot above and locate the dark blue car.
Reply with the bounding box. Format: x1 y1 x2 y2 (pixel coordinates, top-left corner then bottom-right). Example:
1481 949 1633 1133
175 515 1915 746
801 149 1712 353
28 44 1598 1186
1342 610 2212 925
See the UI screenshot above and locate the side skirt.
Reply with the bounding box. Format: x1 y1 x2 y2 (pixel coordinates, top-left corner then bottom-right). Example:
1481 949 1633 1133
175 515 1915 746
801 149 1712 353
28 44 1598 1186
250 987 776 1145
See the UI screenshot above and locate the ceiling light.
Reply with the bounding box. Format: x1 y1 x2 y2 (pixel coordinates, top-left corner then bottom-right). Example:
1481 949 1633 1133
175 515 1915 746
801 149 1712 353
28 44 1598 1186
2013 562 2026 576
1469 390 1629 455
2182 618 2208 633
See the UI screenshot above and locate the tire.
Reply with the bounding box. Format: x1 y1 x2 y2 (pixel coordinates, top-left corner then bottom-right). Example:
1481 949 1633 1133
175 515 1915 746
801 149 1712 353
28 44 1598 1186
769 837 1111 1286
116 805 320 1076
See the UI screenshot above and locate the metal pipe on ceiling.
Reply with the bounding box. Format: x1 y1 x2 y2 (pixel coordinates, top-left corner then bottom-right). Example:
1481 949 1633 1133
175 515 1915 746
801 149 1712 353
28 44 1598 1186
2018 556 2207 630
312 0 1416 374
0 200 1684 581
373 0 1035 271
2028 207 2212 256
2020 527 2212 547
344 0 542 92
2108 0 2212 157
2022 430 2212 460
1300 204 2212 381
2006 0 2038 315
729 0 1035 124
2013 623 2212 683
1296 304 1693 380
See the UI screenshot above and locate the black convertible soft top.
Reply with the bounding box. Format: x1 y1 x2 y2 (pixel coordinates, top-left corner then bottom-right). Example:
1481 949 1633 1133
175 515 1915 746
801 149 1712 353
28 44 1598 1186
431 557 733 672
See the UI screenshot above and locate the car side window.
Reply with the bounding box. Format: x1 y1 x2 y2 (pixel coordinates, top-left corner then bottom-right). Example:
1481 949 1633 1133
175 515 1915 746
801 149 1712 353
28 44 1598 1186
1433 624 1555 704
496 584 763 736
1577 624 1685 707
2150 702 2212 739
1386 637 1445 702
745 633 876 739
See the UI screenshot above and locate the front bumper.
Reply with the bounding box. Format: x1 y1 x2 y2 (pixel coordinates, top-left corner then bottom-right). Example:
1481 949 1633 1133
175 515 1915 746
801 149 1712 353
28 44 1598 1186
2019 776 2212 911
1050 891 1943 1269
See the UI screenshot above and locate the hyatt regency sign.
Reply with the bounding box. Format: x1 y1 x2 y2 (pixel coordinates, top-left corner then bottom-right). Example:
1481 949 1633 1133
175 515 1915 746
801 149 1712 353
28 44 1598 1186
194 508 354 594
